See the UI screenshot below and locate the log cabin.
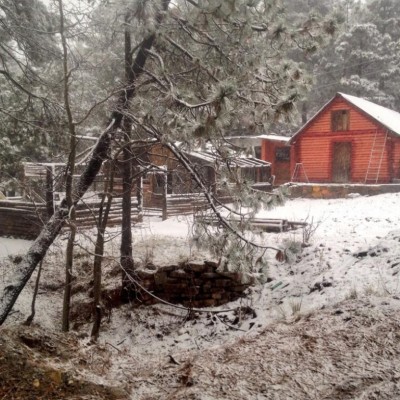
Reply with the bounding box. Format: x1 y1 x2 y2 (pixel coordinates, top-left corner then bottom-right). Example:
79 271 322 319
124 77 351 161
145 143 271 195
20 143 271 211
288 93 400 184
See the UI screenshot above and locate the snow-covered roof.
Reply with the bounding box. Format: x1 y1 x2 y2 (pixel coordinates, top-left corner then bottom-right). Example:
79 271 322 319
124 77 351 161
183 149 270 168
290 93 400 143
339 93 400 136
258 134 290 142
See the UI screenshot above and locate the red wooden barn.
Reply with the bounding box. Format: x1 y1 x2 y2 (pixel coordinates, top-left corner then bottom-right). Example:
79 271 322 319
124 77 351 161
289 93 400 184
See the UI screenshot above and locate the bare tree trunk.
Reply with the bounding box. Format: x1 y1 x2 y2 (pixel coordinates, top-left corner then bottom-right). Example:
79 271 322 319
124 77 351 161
91 161 115 341
58 0 77 332
24 260 43 326
120 120 135 299
0 0 171 326
120 14 135 298
137 169 143 222
62 220 76 332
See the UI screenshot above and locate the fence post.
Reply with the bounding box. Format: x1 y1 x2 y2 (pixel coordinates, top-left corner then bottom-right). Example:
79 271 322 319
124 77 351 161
136 168 143 222
45 166 54 218
162 171 168 221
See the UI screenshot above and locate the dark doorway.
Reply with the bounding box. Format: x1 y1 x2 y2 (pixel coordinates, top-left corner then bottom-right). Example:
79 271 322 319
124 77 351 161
332 142 352 183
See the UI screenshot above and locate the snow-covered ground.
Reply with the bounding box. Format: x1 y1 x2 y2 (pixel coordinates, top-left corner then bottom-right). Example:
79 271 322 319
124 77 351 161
0 237 32 259
2 192 400 399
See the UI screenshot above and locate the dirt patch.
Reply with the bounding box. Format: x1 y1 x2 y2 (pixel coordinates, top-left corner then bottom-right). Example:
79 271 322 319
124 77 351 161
0 325 128 400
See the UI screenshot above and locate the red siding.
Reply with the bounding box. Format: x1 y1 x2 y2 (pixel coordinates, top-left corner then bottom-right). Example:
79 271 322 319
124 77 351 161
307 99 377 133
261 139 290 185
292 97 399 183
393 140 400 179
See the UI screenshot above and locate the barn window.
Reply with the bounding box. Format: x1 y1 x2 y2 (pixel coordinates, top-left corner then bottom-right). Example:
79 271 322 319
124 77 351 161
275 146 290 161
331 110 349 131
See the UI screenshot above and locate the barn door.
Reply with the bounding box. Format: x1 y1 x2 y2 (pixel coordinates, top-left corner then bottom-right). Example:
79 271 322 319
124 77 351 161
332 142 352 183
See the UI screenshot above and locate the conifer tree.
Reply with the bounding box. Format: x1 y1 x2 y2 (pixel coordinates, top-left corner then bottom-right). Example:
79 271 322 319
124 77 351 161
0 0 333 325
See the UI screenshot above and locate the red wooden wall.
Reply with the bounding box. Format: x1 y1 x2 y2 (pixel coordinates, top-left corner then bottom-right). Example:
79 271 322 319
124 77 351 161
290 97 400 183
261 139 291 185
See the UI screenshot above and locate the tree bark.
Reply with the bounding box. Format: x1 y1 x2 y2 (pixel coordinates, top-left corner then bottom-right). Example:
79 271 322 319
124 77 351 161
137 170 143 222
120 16 135 299
91 161 115 341
0 0 171 326
58 0 77 332
120 119 135 298
62 215 76 332
24 260 43 326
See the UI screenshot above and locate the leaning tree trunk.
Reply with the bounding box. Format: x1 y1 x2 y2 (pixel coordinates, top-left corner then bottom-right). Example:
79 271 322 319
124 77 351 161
0 0 170 326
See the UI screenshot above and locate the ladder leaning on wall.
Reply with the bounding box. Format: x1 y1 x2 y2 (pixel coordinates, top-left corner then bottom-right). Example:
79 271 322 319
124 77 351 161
364 131 388 184
291 163 309 183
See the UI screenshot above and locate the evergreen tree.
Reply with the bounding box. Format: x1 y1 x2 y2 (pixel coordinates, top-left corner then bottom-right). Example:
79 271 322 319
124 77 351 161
0 0 333 325
0 0 65 186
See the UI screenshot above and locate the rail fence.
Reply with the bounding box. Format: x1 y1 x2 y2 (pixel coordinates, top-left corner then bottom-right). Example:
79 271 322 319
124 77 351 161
0 197 139 239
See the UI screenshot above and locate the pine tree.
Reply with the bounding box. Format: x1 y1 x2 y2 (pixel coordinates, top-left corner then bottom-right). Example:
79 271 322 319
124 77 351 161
0 0 332 325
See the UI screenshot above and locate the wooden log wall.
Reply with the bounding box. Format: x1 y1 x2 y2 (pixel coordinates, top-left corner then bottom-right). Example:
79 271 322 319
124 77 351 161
0 200 47 239
0 197 139 239
261 139 291 185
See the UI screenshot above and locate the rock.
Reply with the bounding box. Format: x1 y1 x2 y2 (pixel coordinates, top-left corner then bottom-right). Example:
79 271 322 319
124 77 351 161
354 245 388 258
309 281 332 293
201 272 221 279
154 272 168 285
204 260 218 269
169 269 188 279
145 263 157 270
185 262 207 273
347 192 361 198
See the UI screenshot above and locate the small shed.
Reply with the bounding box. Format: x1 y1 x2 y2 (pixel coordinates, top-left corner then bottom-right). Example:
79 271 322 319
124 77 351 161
289 93 400 184
260 135 291 185
146 143 272 195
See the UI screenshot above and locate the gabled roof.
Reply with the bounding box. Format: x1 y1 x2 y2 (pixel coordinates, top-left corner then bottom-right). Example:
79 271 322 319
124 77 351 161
289 93 400 143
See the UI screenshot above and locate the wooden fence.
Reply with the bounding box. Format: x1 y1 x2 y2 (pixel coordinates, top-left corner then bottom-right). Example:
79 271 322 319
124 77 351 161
0 197 139 239
0 200 47 239
2 181 277 239
144 192 233 220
